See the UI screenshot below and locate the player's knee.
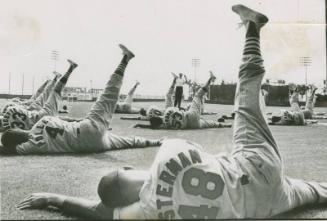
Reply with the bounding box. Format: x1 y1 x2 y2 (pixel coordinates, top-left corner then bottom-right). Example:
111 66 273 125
98 169 127 208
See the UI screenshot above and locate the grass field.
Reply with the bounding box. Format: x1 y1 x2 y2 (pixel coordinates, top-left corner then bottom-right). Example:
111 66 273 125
1 99 327 219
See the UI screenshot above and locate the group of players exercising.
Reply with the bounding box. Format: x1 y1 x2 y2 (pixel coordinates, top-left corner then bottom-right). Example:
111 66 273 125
1 4 327 220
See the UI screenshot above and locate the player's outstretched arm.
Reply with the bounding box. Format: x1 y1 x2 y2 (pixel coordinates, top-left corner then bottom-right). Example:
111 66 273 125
17 193 114 219
58 116 83 122
133 123 152 128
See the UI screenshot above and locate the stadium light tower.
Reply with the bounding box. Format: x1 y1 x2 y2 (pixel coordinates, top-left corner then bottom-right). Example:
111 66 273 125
299 56 311 86
191 58 200 82
21 73 24 95
51 50 60 72
8 72 11 95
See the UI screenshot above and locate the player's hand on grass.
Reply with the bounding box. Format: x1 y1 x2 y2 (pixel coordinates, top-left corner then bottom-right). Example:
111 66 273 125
17 193 51 210
17 193 65 210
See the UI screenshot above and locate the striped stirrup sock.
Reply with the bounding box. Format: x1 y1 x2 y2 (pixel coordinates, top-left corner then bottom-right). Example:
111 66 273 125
114 55 128 76
243 37 261 56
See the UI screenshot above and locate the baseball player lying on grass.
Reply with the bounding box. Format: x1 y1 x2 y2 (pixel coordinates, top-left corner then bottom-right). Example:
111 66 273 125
300 85 327 119
133 73 232 130
268 84 319 125
114 80 142 114
1 69 71 115
121 72 219 122
183 72 218 115
0 60 79 132
15 6 327 219
120 72 179 121
0 45 162 155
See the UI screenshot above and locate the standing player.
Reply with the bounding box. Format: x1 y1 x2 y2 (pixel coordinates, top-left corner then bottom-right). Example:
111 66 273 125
174 73 186 109
115 81 141 114
0 60 78 132
16 5 327 219
0 44 162 155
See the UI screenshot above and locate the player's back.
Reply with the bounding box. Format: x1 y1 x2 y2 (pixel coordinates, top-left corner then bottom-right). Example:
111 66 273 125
138 138 284 219
2 106 38 130
184 110 201 129
16 116 81 154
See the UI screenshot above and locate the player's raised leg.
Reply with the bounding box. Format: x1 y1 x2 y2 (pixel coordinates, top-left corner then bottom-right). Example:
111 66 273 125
289 85 302 112
37 59 78 118
188 72 216 118
231 4 280 157
28 79 50 102
85 44 135 129
28 72 62 111
124 81 140 105
303 85 317 119
165 73 178 108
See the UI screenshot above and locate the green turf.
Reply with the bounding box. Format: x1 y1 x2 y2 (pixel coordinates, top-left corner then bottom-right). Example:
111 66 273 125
1 100 327 219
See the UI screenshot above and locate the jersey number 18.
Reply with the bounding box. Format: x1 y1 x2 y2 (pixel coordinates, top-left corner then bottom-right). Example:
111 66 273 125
178 167 225 219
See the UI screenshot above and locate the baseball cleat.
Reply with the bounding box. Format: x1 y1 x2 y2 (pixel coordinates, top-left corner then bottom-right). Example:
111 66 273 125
52 71 62 78
209 71 217 82
232 4 268 30
67 59 78 69
119 44 135 61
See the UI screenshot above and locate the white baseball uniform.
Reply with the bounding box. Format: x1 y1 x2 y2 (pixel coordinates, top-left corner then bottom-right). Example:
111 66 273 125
138 54 327 219
2 83 63 130
16 74 160 154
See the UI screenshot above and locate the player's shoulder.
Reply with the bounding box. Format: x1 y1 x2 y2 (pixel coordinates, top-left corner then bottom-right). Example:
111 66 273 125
155 139 204 162
39 115 57 123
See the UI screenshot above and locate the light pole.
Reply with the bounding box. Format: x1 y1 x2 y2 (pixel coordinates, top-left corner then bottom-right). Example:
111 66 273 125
191 58 200 82
32 75 35 96
299 56 311 86
51 50 60 72
8 72 11 96
21 73 25 95
299 56 311 100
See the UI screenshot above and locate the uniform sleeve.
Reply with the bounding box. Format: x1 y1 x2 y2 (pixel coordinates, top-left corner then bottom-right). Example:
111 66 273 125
16 141 38 155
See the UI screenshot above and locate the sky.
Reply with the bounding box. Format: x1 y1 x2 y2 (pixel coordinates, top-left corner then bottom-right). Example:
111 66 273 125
0 0 325 96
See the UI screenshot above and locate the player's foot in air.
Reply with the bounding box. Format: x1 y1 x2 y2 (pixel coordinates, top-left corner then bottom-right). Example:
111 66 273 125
67 59 78 69
135 80 140 86
119 44 135 62
288 83 297 95
310 84 318 94
209 71 217 83
52 71 62 78
232 4 268 30
171 72 178 79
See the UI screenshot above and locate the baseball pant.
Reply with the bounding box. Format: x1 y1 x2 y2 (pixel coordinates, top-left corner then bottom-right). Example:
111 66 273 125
231 52 327 217
174 86 183 108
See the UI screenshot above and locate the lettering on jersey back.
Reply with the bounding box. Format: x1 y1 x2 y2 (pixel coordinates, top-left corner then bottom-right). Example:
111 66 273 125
45 126 64 139
156 149 224 219
3 108 28 130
